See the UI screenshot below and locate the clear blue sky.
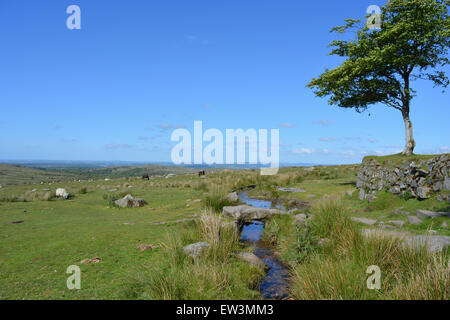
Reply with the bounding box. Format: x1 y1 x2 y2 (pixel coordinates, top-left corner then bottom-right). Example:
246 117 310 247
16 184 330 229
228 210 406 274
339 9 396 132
1 0 449 164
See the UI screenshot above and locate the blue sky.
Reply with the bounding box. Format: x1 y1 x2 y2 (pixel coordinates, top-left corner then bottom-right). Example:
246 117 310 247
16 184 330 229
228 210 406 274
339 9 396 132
0 0 449 165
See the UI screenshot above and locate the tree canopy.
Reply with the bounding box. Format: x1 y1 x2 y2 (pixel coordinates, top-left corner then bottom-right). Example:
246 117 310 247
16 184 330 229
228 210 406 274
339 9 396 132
308 0 450 155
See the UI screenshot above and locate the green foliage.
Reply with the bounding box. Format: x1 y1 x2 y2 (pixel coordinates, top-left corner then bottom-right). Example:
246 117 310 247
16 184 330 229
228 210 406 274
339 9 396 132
204 192 232 213
291 225 318 264
402 189 414 201
309 0 450 112
79 187 88 194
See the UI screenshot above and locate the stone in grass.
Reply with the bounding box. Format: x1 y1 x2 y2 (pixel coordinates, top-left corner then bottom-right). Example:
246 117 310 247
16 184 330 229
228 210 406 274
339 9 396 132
416 186 431 199
137 244 155 252
293 214 307 226
114 194 147 208
387 220 406 228
407 215 423 225
277 187 306 193
444 177 450 191
236 252 268 270
81 257 101 264
394 208 411 216
351 217 377 226
416 209 450 219
183 242 210 258
227 192 239 203
441 221 448 228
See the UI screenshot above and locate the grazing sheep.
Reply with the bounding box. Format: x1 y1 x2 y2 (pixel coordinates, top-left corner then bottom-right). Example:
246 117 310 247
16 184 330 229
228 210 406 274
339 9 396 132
56 188 70 199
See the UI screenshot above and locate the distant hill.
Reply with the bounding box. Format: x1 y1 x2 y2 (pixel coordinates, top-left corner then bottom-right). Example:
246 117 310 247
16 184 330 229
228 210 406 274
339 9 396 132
0 160 323 186
0 163 200 186
0 164 81 186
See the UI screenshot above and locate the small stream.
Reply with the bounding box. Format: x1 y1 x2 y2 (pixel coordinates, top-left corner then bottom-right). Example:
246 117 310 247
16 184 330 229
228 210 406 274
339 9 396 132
238 191 290 300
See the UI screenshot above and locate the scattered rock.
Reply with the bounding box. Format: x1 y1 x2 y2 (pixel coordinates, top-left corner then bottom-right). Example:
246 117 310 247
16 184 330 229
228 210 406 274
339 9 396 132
223 205 282 222
114 194 147 208
277 187 306 193
351 217 377 225
359 189 366 201
237 252 268 270
31 189 37 192
183 242 210 258
427 230 438 236
345 190 355 196
436 194 450 203
407 216 423 225
416 209 450 219
394 208 411 216
227 192 239 203
444 177 450 191
441 221 448 228
362 229 450 252
416 186 431 199
287 199 310 210
378 222 397 230
306 194 316 198
56 188 70 199
387 220 406 228
109 189 118 192
81 257 101 264
293 214 307 226
105 178 110 181
137 244 155 252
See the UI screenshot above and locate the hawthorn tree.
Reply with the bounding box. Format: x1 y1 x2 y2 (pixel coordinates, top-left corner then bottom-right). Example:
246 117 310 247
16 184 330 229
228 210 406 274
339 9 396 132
308 0 450 155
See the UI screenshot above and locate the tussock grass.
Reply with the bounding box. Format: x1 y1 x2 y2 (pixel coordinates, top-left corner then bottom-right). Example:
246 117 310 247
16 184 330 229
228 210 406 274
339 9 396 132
268 200 450 300
122 210 262 299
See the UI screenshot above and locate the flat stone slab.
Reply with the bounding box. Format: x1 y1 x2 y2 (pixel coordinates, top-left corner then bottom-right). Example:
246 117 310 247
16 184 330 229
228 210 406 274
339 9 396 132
183 242 210 258
387 220 406 228
351 217 377 225
407 215 423 225
416 209 450 219
115 194 147 208
362 229 450 253
223 205 282 221
277 187 306 193
237 252 267 270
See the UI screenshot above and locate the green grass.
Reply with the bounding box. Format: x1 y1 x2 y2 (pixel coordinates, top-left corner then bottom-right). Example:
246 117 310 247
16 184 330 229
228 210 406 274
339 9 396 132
0 173 263 299
362 153 449 166
265 200 449 300
0 160 448 300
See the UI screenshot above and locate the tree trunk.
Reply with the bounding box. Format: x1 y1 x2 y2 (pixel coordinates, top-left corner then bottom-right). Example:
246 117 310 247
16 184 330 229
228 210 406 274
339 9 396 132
402 113 415 155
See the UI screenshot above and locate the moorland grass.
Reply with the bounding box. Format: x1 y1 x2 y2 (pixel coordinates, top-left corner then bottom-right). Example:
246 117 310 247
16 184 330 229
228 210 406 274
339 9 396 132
266 200 450 300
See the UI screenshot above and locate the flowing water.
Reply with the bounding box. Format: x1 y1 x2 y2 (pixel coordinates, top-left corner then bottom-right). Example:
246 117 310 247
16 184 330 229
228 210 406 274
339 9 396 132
238 191 290 300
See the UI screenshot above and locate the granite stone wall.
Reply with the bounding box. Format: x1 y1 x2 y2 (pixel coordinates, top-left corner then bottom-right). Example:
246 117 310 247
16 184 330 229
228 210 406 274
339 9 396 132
357 154 450 201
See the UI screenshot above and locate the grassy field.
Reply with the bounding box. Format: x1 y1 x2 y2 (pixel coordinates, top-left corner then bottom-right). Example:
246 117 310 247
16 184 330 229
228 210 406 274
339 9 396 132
0 163 201 186
0 161 449 299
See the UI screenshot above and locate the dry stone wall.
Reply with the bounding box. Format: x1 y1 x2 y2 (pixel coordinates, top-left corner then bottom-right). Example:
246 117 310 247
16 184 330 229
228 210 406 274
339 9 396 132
357 154 450 201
